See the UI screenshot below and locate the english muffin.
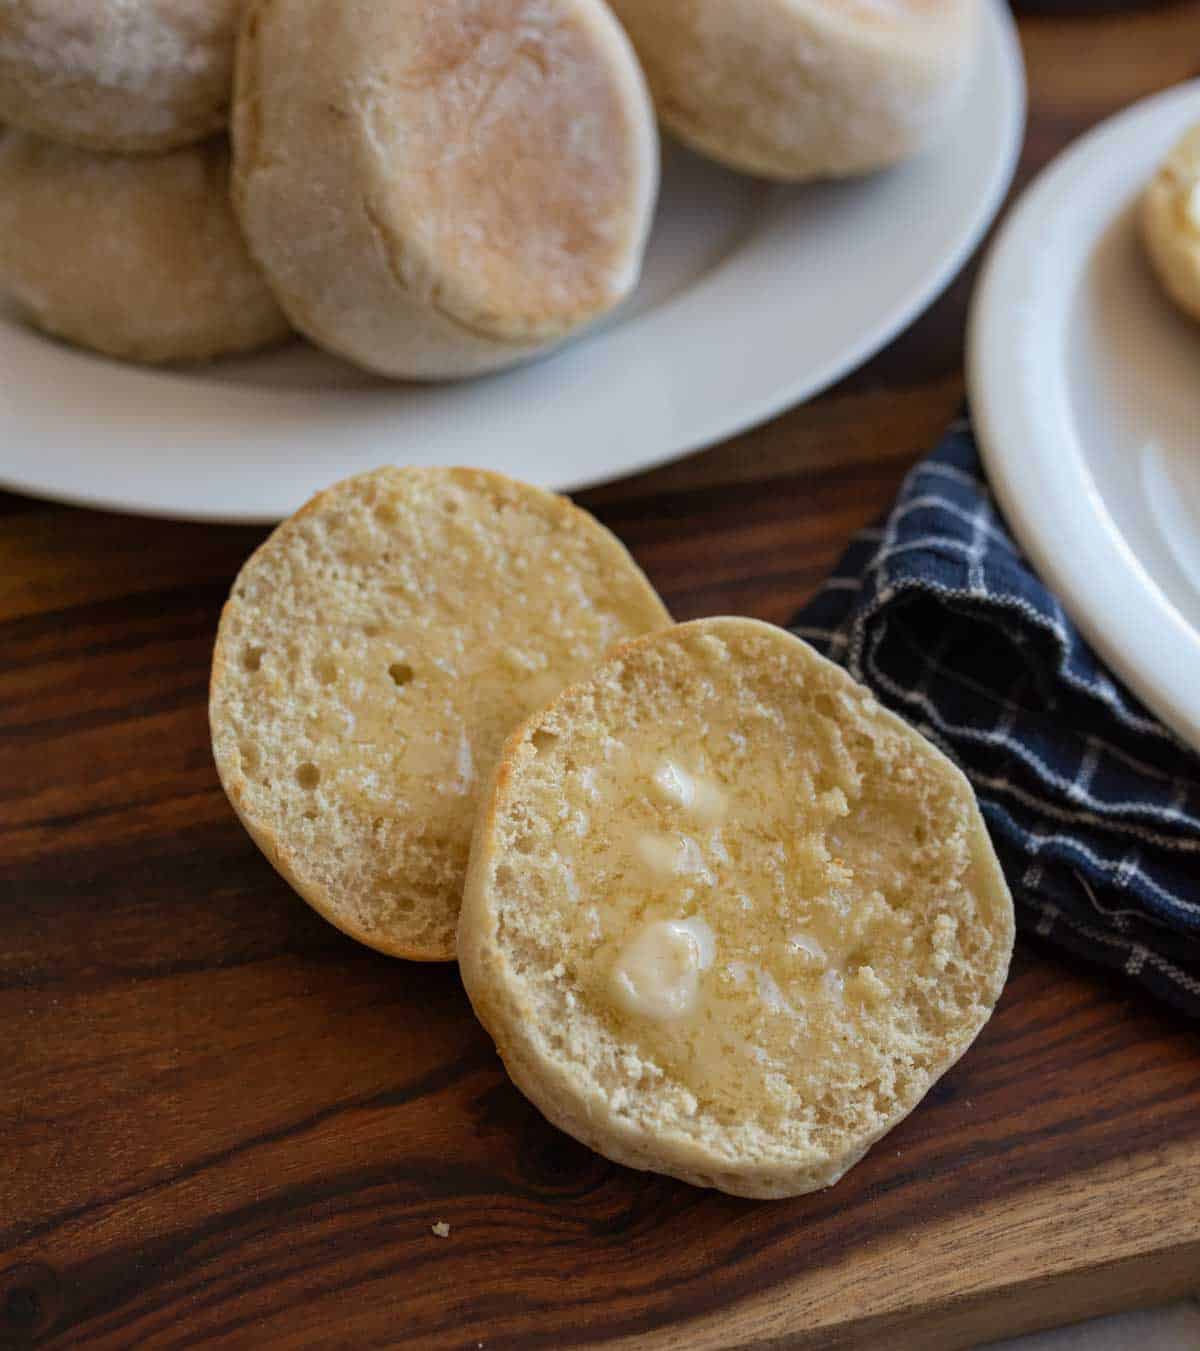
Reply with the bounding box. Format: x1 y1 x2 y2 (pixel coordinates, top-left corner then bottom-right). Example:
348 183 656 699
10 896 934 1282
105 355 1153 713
0 131 289 363
459 617 1014 1197
0 0 241 152
232 0 658 378
607 0 979 181
1141 121 1200 323
210 467 671 961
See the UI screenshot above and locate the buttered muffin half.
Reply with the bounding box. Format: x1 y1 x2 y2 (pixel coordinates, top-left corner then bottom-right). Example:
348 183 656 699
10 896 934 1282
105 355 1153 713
607 0 979 182
232 0 659 379
459 617 1014 1198
210 467 670 962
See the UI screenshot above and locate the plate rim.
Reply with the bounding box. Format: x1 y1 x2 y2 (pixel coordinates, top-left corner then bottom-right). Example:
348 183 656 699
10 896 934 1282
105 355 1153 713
968 77 1200 752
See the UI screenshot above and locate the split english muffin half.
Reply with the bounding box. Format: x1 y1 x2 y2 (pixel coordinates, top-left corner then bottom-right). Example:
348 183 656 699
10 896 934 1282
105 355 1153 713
459 617 1014 1198
210 466 670 960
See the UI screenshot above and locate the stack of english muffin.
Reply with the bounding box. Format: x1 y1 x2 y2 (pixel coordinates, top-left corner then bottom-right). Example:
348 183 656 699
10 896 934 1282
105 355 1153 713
0 0 981 374
210 465 1015 1198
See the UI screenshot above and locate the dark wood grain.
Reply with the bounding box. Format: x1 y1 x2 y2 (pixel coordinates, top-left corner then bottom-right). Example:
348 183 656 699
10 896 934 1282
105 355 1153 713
4 7 1200 1348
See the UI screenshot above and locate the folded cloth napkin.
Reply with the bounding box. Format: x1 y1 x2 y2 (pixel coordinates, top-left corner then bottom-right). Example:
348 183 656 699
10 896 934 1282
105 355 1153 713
790 416 1200 1016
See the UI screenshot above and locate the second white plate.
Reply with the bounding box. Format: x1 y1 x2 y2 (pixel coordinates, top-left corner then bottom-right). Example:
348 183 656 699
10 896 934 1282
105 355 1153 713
0 0 1024 523
970 79 1200 752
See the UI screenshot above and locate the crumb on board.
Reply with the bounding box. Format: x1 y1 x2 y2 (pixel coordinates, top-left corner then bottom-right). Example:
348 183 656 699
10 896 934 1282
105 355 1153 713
431 1221 451 1238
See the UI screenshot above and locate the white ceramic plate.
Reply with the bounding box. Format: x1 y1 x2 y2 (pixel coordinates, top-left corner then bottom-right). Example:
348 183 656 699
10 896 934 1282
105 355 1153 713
0 0 1023 525
969 80 1200 752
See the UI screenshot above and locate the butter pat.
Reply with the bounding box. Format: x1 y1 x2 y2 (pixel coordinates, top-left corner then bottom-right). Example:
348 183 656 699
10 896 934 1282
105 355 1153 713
634 831 714 883
610 917 715 1021
652 761 726 821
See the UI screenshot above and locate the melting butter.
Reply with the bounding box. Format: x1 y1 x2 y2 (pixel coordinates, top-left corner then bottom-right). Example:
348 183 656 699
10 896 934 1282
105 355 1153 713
610 917 715 1021
451 730 474 795
787 932 827 968
634 832 714 883
652 761 726 821
551 728 924 1115
756 968 795 1016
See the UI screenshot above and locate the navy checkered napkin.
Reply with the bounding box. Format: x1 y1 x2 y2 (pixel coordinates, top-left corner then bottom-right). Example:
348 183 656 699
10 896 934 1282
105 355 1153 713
790 417 1200 1017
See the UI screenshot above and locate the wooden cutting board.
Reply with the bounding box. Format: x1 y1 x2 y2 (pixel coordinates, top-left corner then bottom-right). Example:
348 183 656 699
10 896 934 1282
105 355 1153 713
4 7 1200 1347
